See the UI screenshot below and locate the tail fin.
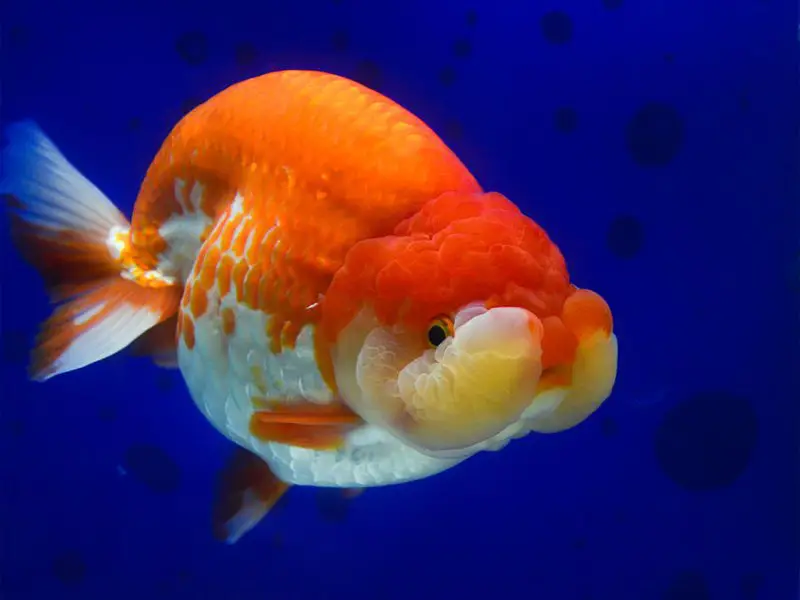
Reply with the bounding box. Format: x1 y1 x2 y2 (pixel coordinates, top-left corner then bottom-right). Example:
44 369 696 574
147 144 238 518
1 121 181 381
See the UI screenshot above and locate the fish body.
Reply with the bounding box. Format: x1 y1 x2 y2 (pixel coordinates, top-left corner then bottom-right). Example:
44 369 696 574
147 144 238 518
153 71 483 488
1 70 618 542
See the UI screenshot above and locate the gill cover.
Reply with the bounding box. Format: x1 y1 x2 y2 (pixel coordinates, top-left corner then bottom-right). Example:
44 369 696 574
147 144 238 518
338 306 544 456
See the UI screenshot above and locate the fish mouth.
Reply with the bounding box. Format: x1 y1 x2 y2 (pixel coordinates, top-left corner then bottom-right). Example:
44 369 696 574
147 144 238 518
465 317 619 455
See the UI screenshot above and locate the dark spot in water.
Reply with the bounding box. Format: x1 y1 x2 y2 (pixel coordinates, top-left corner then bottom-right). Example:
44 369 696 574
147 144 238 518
554 106 578 133
739 91 751 112
663 571 710 600
452 38 472 58
602 0 624 9
272 532 284 547
607 215 644 259
655 391 757 491
572 536 587 550
465 9 478 27
52 551 86 587
741 572 765 599
124 444 181 494
128 117 142 132
8 26 29 49
541 11 573 45
156 371 177 392
2 330 29 364
316 489 351 522
176 32 209 66
6 419 25 438
331 30 350 52
98 405 118 423
600 416 617 437
444 120 464 141
352 60 382 90
664 52 674 63
438 66 457 87
626 102 684 167
180 97 202 117
235 42 258 67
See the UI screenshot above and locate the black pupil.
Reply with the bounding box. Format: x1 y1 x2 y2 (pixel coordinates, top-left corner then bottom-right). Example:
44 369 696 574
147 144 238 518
428 324 448 347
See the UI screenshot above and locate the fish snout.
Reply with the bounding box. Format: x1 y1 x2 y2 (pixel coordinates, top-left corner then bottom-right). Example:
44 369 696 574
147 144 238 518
523 288 618 433
390 306 545 455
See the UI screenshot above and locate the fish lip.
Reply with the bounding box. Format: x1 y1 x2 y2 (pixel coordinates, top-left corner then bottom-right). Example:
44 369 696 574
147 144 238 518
412 391 563 460
397 407 532 461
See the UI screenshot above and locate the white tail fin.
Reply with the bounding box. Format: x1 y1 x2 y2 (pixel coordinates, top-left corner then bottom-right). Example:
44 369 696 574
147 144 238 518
2 121 129 239
1 121 181 381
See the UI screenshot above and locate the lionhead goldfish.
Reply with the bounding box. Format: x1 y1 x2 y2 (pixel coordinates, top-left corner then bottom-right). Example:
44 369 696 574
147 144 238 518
1 70 617 543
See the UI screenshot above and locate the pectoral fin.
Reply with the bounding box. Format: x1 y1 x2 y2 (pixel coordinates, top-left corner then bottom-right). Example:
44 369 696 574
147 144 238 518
249 398 364 450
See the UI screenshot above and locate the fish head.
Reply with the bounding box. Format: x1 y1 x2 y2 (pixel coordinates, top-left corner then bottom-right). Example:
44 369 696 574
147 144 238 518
322 191 618 459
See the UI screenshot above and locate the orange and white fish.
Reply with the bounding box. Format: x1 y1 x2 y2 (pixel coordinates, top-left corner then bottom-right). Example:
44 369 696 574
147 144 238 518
1 70 618 542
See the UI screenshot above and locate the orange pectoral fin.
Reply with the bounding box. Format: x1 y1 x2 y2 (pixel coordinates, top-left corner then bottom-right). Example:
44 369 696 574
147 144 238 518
249 399 364 451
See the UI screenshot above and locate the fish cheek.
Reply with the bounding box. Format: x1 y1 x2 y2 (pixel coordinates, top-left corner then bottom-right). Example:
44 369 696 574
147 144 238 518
353 326 425 429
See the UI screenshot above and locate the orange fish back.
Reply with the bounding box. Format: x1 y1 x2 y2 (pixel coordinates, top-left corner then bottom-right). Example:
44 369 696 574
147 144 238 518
128 70 481 285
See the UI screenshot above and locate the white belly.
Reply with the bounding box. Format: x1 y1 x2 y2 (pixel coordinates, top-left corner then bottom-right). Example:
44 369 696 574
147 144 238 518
177 302 465 487
168 193 467 487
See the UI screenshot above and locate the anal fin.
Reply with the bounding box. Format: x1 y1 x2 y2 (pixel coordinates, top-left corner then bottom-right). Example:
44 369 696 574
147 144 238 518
129 314 179 369
214 447 291 544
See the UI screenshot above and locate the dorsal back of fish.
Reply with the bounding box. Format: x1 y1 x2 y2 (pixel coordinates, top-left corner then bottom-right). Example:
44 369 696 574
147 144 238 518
127 70 481 285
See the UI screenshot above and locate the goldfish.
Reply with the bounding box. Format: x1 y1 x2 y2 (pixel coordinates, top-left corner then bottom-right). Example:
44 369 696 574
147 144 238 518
1 70 618 543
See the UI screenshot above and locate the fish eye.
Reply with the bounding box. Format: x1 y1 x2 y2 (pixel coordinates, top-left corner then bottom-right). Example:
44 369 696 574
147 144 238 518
426 316 453 348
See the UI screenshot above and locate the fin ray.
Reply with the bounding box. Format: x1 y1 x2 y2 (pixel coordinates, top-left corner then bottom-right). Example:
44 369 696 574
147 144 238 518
248 399 364 450
1 120 127 243
214 448 291 544
33 278 180 381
